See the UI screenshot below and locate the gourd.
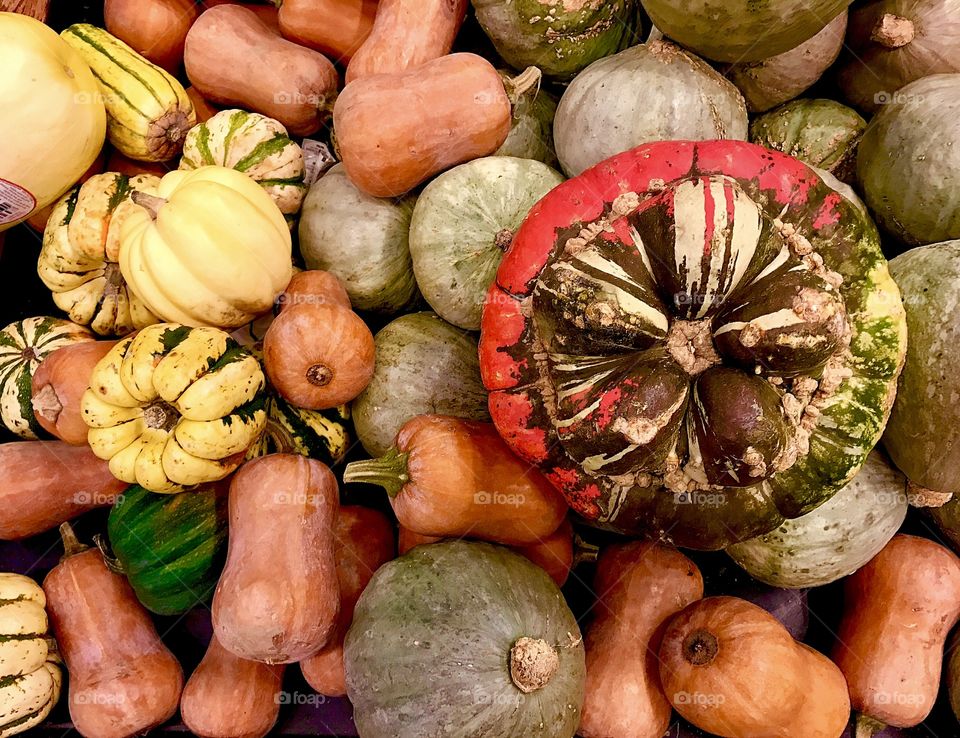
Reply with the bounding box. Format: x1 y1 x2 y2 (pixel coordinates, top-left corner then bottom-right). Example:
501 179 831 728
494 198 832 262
278 0 377 63
727 451 908 588
82 323 268 493
179 110 307 224
0 316 94 438
554 41 748 178
118 166 294 328
105 482 228 615
62 24 196 162
353 312 489 456
344 540 586 738
343 415 568 545
212 454 340 664
0 573 62 738
0 13 106 230
43 524 184 738
480 139 907 550
495 70 558 166
103 0 198 73
409 156 565 330
659 596 850 738
579 543 704 738
38 173 162 336
298 164 418 314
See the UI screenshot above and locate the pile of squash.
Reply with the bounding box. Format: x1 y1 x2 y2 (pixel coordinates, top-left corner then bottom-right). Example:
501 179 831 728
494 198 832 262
1 0 960 737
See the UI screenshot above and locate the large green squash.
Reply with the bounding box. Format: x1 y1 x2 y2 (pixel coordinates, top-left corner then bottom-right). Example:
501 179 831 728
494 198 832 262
344 540 586 738
494 71 558 167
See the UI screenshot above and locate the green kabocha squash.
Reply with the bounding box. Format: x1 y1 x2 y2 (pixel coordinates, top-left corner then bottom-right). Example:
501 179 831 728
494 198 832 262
105 482 228 616
344 540 586 738
495 70 558 166
409 156 564 330
179 109 307 225
0 316 93 439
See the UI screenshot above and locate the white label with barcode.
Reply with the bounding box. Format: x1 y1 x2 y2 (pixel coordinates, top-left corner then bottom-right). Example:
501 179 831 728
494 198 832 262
301 139 337 187
0 178 36 226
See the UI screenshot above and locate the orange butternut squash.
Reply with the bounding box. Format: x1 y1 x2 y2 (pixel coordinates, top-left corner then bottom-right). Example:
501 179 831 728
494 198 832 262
278 0 378 64
279 270 352 311
104 0 199 73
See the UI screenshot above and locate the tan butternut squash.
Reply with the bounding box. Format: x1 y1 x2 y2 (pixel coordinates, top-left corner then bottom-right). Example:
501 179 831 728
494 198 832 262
278 0 378 63
104 0 198 73
279 270 352 311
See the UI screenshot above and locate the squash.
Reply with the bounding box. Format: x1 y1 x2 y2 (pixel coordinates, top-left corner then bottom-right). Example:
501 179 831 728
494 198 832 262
43 524 184 738
185 5 339 138
0 441 127 541
660 596 850 738
727 451 907 588
103 0 198 73
346 0 466 83
0 316 94 439
344 540 586 738
38 173 162 336
832 534 960 729
333 54 534 197
0 0 49 20
179 109 307 224
0 573 62 738
248 395 351 467
106 481 228 615
0 13 106 231
343 414 568 545
62 24 196 162
480 139 908 550
299 164 418 314
837 0 960 114
300 505 395 698
471 0 639 81
858 75 960 246
212 454 340 664
353 312 490 456
119 166 294 328
278 0 377 63
180 636 285 738
186 86 221 123
949 629 960 726
580 543 703 738
726 11 848 113
279 270 352 311
32 340 118 445
25 150 107 234
750 99 866 184
930 494 960 554
554 41 748 178
495 70 558 166
409 156 565 330
82 323 268 492
640 0 854 62
728 581 809 642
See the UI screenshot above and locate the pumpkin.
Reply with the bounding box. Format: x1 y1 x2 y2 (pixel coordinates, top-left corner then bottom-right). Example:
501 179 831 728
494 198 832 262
277 0 377 63
119 165 294 328
103 0 198 73
299 164 418 314
858 74 960 246
0 13 106 230
38 173 162 336
479 139 907 550
640 0 854 62
353 312 490 457
495 70 558 166
344 540 586 738
179 109 307 224
82 323 268 493
409 156 565 330
750 99 866 184
727 450 907 588
106 481 228 615
554 41 748 178
0 316 94 439
0 573 62 738
471 0 639 81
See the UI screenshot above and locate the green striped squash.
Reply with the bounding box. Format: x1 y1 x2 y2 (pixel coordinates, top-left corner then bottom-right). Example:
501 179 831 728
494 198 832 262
0 317 93 439
106 482 228 616
247 394 352 468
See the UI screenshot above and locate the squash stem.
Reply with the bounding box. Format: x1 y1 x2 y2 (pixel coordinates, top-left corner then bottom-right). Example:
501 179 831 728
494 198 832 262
343 448 411 499
572 535 600 567
59 522 89 560
510 637 560 693
263 417 299 455
870 13 915 48
130 191 167 221
92 535 125 575
504 66 542 106
854 714 888 738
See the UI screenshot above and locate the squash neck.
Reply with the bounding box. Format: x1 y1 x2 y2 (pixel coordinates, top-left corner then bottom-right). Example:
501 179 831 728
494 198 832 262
343 448 410 498
509 637 560 694
58 522 89 560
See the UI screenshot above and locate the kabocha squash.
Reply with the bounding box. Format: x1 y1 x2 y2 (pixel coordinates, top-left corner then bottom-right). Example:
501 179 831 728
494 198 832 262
82 323 268 493
62 24 196 162
344 541 586 738
106 482 228 615
179 110 307 224
495 70 559 166
343 415 568 545
103 0 198 73
0 316 94 439
278 0 377 63
480 139 907 549
0 13 106 231
554 42 748 178
410 157 564 330
119 166 294 328
38 173 162 336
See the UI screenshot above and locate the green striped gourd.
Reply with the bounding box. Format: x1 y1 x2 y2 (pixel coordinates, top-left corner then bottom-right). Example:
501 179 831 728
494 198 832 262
246 395 351 467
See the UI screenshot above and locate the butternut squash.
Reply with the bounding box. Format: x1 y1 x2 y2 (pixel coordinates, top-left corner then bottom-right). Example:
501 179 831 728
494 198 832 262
104 0 199 73
279 270 352 311
278 0 378 63
201 0 281 33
